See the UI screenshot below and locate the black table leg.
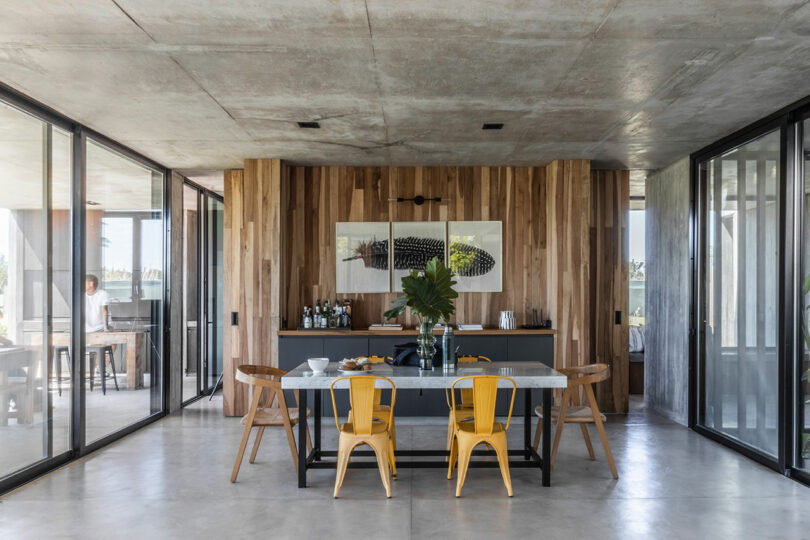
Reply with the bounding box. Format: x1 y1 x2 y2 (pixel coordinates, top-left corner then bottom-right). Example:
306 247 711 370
314 389 322 460
298 388 308 488
542 387 551 486
524 388 531 460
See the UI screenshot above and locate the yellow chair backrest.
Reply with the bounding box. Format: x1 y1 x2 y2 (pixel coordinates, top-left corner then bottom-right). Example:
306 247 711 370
331 375 396 436
458 355 492 363
451 375 516 435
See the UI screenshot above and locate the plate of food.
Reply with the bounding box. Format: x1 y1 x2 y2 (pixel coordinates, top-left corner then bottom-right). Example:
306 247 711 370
337 359 372 374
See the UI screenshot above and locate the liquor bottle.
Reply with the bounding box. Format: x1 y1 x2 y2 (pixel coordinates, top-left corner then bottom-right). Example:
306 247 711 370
302 306 312 329
314 300 322 328
344 305 352 329
322 299 330 328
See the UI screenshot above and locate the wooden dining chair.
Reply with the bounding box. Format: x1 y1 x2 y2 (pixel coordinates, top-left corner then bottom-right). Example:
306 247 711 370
445 355 492 453
331 375 397 498
447 375 516 497
230 365 312 483
532 363 618 479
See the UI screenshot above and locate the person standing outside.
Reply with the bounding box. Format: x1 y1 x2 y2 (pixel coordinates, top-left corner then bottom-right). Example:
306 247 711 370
85 274 110 333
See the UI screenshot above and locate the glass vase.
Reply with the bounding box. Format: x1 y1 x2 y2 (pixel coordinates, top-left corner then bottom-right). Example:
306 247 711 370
417 320 437 370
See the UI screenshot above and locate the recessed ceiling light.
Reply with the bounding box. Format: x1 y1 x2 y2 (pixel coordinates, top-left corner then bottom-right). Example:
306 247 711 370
482 123 504 130
297 121 320 129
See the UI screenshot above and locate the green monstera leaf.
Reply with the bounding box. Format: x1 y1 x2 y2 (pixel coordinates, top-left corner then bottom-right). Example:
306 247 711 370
384 256 457 323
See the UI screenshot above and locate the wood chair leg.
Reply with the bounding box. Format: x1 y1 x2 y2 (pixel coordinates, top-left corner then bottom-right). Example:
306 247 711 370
550 390 571 471
532 415 542 452
282 418 299 471
585 385 618 479
231 390 262 483
333 436 354 498
305 420 313 454
580 424 595 460
249 426 265 464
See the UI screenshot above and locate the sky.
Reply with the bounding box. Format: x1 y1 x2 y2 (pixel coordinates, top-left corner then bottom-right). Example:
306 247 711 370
629 210 646 263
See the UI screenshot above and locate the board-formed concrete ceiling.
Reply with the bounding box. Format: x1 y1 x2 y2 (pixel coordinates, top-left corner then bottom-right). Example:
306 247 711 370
2 0 810 187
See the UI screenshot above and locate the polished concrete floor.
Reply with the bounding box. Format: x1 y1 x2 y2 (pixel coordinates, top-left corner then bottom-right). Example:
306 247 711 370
1 396 809 539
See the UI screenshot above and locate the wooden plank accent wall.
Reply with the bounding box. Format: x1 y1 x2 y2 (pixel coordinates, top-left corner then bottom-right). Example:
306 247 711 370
283 165 549 330
222 159 629 416
590 169 630 413
222 161 285 417
544 160 592 401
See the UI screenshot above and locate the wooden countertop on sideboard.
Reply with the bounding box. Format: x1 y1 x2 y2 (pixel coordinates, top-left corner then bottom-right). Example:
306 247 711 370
278 328 556 336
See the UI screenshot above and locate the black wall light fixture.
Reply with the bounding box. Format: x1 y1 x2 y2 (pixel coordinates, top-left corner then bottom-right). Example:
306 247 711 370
482 123 504 130
390 195 443 206
297 121 320 128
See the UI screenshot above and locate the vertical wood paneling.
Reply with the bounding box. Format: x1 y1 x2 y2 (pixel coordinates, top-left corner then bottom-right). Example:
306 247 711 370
283 165 550 330
222 161 284 417
223 160 630 416
545 159 592 382
591 170 630 413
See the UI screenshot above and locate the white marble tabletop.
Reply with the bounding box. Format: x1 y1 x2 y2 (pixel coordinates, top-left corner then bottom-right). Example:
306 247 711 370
281 361 567 390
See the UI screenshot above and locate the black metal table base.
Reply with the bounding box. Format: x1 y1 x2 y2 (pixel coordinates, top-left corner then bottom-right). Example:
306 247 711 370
297 387 553 488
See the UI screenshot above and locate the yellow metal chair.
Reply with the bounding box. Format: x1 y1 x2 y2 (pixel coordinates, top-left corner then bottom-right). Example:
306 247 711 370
447 375 516 497
531 363 618 479
230 365 311 483
445 355 492 453
351 356 397 452
331 375 397 498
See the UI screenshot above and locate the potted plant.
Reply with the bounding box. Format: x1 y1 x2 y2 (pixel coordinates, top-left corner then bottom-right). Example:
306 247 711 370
384 257 458 370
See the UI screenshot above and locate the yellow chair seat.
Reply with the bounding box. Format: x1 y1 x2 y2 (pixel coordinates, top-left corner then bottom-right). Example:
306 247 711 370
535 405 606 423
341 421 389 435
456 420 505 435
241 407 310 426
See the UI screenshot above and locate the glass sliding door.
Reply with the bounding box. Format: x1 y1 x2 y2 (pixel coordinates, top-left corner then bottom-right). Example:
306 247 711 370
84 139 164 443
697 129 780 458
181 184 222 403
0 99 71 480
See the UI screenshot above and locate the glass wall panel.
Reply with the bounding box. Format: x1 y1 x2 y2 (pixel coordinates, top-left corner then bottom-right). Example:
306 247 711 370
84 139 163 443
799 120 810 471
0 100 71 479
206 196 223 391
699 129 780 457
182 185 199 402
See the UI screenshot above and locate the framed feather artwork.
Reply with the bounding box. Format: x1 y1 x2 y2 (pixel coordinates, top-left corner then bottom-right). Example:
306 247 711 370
448 221 503 292
336 222 391 293
391 221 447 292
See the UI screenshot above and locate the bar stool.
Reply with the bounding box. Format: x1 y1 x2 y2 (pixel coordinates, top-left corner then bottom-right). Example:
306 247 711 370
87 345 119 395
51 345 71 396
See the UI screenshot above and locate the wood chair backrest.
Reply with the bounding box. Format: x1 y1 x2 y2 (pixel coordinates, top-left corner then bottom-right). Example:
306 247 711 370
331 375 396 436
236 365 288 410
559 363 610 387
451 375 516 435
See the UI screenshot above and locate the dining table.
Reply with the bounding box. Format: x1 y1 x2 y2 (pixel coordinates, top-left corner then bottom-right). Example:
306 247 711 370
281 361 568 488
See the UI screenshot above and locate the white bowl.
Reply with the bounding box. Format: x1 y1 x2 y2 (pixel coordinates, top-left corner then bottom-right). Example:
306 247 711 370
307 357 329 373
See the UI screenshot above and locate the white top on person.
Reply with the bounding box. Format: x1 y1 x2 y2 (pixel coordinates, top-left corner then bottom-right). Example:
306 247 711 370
85 274 110 333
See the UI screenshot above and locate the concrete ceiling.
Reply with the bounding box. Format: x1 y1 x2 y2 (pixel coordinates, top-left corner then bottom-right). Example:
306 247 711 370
2 0 810 190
